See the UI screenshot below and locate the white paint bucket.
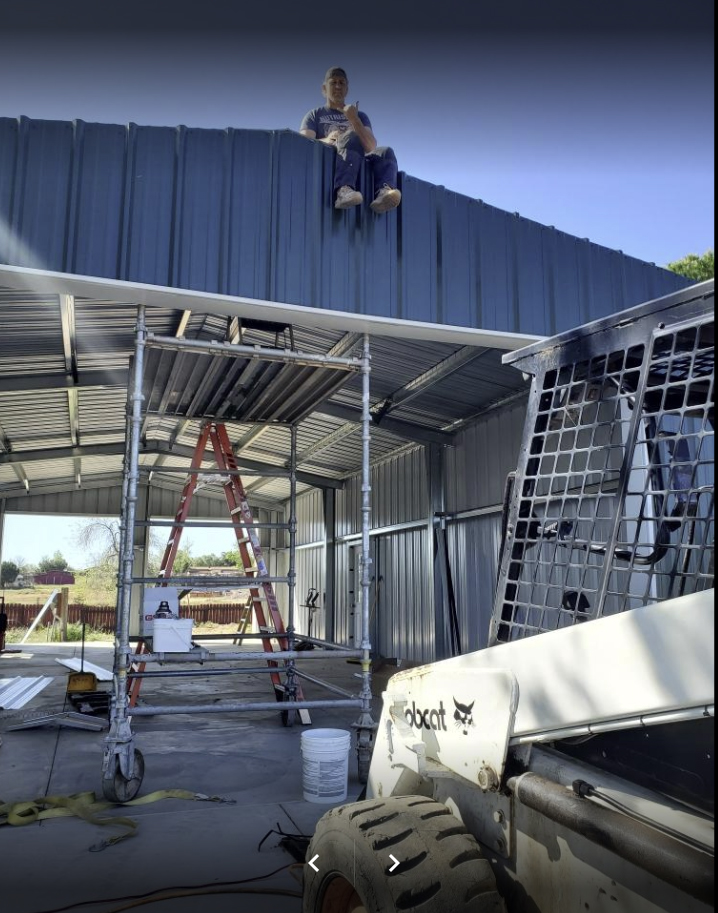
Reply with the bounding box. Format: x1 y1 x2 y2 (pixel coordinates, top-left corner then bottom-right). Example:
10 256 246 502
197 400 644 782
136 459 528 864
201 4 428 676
300 728 351 803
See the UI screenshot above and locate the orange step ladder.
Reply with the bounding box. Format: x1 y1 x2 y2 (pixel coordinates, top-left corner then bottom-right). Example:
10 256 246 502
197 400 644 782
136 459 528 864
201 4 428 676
128 422 307 719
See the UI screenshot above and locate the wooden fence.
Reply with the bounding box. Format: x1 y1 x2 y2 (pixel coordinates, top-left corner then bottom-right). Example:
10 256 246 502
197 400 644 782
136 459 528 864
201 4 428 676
2 603 249 632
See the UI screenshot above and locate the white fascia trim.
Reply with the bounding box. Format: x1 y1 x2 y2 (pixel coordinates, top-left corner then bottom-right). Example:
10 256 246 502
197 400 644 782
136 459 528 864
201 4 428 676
0 265 543 352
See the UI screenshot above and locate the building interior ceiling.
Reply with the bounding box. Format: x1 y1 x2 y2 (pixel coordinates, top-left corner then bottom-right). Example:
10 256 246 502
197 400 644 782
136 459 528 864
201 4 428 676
0 279 531 511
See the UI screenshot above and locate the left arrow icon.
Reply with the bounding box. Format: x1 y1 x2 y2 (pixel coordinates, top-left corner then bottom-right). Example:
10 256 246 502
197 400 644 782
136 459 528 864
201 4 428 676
308 854 320 872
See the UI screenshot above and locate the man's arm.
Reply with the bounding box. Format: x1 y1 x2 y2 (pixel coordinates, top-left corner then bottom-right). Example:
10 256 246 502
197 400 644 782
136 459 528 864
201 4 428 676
300 127 340 146
342 104 377 153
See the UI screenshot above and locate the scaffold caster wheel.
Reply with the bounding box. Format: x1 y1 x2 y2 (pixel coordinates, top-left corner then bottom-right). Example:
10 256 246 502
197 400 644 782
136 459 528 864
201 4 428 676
102 749 145 803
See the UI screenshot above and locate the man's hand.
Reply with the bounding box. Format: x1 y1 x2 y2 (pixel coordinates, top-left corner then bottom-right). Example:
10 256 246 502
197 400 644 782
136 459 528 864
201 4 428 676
342 102 360 121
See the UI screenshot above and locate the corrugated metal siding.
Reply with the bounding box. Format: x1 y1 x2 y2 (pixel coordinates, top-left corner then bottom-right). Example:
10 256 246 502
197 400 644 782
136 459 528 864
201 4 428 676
294 544 326 637
295 488 324 546
446 398 527 512
333 543 354 646
0 117 689 334
337 447 428 538
375 529 434 664
446 512 503 653
0 486 239 518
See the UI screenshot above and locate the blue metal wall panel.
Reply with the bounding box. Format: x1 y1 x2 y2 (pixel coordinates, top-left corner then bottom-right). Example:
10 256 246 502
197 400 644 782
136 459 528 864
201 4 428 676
227 130 274 299
124 125 177 285
0 116 690 335
72 122 127 277
10 119 74 269
0 118 19 252
174 128 227 292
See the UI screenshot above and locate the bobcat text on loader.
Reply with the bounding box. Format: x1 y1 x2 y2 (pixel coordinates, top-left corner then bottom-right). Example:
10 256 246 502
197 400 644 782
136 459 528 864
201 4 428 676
303 281 714 913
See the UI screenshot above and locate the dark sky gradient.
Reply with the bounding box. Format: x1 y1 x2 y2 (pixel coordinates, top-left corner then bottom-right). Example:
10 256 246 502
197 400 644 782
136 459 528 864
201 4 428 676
1 0 713 266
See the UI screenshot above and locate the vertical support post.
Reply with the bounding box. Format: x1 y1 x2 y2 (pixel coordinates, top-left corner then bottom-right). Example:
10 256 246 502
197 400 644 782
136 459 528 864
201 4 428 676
353 333 377 783
323 487 336 643
0 498 6 565
103 304 146 785
115 411 133 643
285 424 298 702
427 442 449 660
130 482 151 637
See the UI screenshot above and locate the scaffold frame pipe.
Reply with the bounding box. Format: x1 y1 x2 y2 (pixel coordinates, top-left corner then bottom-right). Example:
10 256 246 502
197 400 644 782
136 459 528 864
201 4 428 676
103 310 376 795
128 648 363 663
144 333 363 371
130 698 363 716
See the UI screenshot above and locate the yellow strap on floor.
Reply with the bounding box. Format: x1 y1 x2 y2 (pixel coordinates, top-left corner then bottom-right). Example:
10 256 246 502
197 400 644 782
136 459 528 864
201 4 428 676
0 789 234 851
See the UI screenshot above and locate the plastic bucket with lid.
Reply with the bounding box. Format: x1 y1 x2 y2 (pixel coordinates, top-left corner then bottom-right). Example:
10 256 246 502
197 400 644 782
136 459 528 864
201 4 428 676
300 728 351 803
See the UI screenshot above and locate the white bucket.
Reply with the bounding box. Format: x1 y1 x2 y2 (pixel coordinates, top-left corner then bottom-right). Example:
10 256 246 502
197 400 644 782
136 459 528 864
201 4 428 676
300 728 352 804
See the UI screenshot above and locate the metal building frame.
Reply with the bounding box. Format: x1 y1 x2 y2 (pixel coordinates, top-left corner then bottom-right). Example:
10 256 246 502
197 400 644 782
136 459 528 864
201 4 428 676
101 305 376 801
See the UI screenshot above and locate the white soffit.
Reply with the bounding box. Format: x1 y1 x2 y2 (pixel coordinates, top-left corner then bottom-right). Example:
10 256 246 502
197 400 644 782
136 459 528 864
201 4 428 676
0 265 543 352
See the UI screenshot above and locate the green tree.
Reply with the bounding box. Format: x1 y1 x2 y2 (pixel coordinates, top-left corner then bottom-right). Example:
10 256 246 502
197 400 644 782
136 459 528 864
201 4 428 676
37 551 70 573
1 560 19 586
222 549 244 571
173 547 194 575
192 550 243 569
666 249 714 281
193 553 224 567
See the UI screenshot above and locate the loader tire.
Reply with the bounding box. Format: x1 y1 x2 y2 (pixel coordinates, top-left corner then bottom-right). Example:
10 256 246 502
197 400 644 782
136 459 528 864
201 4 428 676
303 795 506 913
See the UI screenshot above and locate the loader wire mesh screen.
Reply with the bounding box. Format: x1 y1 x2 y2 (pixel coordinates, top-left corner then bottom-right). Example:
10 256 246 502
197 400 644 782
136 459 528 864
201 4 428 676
493 311 714 643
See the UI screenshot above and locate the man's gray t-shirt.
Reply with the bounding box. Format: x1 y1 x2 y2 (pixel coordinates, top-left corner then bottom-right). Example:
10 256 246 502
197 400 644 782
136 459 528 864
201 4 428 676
300 106 372 140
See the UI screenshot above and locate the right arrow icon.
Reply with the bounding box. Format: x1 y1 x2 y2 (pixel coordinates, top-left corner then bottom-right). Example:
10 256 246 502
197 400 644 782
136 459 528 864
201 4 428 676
388 854 400 873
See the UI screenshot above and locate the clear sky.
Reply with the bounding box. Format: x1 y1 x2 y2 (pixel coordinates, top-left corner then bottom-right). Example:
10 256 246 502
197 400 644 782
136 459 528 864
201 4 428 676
0 0 713 268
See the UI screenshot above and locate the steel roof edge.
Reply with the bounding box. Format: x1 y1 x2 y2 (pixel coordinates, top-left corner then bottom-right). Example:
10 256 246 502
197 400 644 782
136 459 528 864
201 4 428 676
503 279 714 368
0 264 542 352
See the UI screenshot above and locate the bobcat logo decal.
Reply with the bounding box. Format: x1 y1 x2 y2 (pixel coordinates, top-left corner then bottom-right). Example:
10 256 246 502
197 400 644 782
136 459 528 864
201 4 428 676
453 698 475 735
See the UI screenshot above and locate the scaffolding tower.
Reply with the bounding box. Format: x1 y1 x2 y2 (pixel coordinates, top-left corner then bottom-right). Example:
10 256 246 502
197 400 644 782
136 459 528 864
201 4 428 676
101 306 376 802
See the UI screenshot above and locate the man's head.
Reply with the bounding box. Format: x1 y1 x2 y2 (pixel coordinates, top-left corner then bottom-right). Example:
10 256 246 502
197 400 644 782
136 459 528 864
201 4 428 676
322 67 349 109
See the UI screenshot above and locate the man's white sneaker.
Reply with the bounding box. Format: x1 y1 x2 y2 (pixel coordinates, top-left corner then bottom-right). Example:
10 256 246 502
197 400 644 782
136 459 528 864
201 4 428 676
335 186 363 209
370 185 401 213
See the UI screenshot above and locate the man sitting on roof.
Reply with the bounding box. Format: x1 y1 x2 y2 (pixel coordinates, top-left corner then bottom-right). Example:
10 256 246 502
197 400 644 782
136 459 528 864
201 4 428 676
300 66 402 214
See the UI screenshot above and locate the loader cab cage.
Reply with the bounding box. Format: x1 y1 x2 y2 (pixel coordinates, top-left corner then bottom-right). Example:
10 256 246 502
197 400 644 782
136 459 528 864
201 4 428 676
490 283 714 644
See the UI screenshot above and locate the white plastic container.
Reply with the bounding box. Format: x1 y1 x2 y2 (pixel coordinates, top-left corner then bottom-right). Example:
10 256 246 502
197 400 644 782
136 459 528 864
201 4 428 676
153 618 193 652
300 728 351 803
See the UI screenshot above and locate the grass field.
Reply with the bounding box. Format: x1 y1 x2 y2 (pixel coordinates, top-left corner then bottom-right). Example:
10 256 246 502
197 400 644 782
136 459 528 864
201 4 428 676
3 582 111 606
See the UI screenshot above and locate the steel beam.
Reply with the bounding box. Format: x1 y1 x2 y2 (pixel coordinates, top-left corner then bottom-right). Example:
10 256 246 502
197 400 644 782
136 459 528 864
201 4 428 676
372 346 490 421
293 421 357 464
0 370 129 393
317 401 454 446
0 440 344 489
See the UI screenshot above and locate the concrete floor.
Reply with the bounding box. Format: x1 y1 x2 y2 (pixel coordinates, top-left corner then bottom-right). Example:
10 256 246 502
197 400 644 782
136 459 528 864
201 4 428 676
0 640 391 913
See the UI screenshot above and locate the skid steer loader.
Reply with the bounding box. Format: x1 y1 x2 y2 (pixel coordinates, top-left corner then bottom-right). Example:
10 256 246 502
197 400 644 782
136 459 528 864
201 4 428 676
303 281 714 913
